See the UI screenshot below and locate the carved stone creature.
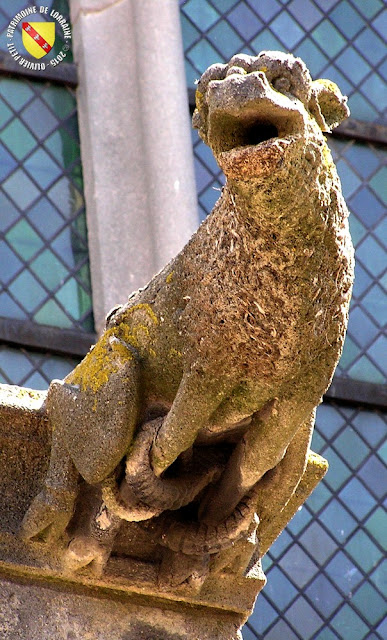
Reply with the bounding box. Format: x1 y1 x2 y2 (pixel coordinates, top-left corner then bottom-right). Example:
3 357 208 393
21 51 354 586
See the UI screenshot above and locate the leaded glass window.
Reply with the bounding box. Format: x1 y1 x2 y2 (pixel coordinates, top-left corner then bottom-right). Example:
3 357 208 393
179 1 386 638
0 1 94 389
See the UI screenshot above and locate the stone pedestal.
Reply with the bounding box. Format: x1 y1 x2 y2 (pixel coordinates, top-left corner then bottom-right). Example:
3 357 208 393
0 385 264 639
0 383 328 639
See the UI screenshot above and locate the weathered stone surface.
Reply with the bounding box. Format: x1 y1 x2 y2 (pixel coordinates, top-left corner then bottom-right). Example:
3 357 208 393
0 577 245 639
1 51 354 639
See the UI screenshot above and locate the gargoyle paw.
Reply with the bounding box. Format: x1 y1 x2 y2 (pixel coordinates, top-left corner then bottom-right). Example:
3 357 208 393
63 536 109 577
19 486 76 543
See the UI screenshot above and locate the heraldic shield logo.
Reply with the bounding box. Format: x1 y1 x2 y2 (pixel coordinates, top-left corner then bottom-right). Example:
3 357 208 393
22 22 55 59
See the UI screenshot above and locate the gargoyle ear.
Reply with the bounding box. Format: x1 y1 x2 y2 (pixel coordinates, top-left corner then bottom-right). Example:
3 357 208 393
309 79 350 132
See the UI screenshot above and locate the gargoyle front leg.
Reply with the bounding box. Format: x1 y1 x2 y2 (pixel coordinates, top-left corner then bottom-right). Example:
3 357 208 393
20 421 79 542
255 411 315 556
199 393 319 525
151 368 234 477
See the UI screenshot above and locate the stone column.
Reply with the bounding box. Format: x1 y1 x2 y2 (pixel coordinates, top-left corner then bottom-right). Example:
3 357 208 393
70 0 198 333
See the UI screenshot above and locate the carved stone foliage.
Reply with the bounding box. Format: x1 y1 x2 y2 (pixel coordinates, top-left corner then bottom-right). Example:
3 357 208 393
1 52 353 638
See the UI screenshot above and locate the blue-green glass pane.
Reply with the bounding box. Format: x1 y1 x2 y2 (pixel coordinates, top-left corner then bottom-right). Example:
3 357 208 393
280 544 319 587
267 528 293 559
0 78 34 111
180 13 200 50
348 307 379 349
263 565 298 609
0 100 12 128
354 29 386 65
344 143 380 180
330 1 365 39
314 628 340 640
315 403 348 439
0 142 18 181
320 501 357 543
183 0 219 32
351 0 383 19
370 560 387 598
337 336 361 372
370 167 387 205
347 92 378 122
0 344 80 389
305 574 342 617
228 3 263 40
353 584 386 627
21 98 58 141
247 594 277 636
299 521 336 565
248 0 282 23
325 551 363 594
351 411 386 448
361 285 385 327
45 129 77 166
207 21 244 59
348 216 367 246
2 169 40 209
33 298 73 329
270 11 304 48
351 187 385 228
188 39 223 75
0 243 23 284
8 269 47 313
285 596 323 639
30 249 68 289
288 0 323 30
323 448 352 490
371 9 387 41
0 0 27 19
367 336 387 379
241 622 259 640
351 263 373 299
346 530 383 572
5 219 44 261
357 236 386 277
361 73 387 112
251 31 283 54
312 20 346 57
41 85 76 120
306 481 332 513
0 119 36 161
0 292 26 320
55 278 85 318
358 453 386 499
286 503 313 534
364 508 387 549
336 158 362 198
347 355 385 385
26 197 65 240
294 38 328 78
0 345 38 382
339 478 376 520
333 427 369 469
331 604 369 640
24 147 62 189
210 0 239 11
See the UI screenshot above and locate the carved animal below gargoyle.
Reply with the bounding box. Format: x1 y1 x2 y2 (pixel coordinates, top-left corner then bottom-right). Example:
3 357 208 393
21 51 354 585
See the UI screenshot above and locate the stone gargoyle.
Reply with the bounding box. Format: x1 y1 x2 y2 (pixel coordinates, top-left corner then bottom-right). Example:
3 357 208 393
20 51 354 587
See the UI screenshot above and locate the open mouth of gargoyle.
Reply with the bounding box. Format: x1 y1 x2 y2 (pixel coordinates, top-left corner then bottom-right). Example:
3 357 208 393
209 110 293 156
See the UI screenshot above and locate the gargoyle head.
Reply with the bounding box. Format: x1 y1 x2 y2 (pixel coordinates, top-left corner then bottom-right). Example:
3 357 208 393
193 51 349 180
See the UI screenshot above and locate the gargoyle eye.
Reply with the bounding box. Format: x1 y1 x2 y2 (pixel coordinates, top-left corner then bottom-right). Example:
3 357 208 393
273 76 291 94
